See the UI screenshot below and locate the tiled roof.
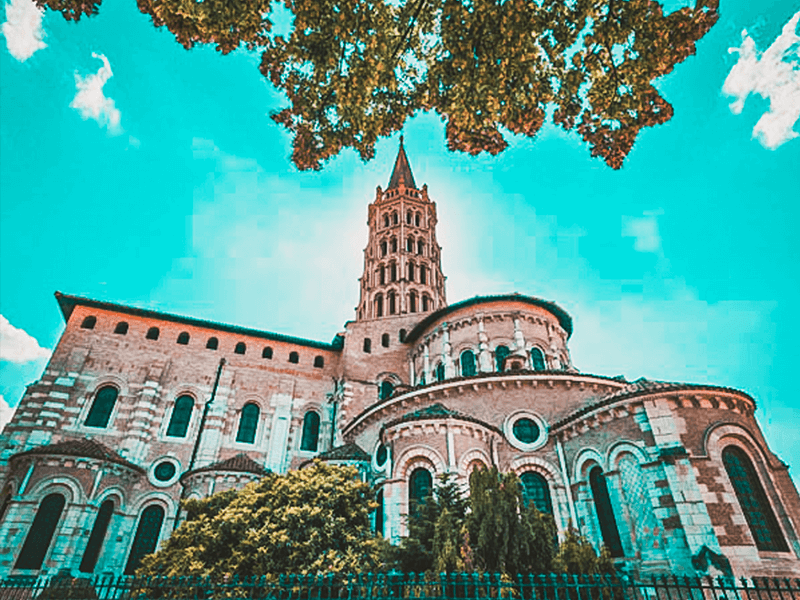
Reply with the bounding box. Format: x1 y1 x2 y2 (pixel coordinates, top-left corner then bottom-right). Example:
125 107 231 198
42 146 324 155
183 453 269 479
12 438 144 473
316 443 370 462
552 377 755 430
384 402 502 434
387 137 417 190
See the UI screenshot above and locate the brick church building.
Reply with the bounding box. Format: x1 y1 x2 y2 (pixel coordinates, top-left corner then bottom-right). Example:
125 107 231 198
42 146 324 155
1 142 798 579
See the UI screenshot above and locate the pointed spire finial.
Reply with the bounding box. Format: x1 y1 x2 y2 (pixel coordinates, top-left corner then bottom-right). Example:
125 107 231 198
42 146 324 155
387 136 416 190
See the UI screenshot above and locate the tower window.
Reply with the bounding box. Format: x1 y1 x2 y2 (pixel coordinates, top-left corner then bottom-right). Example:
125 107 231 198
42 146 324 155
15 493 66 570
262 346 273 359
408 262 415 281
381 241 387 257
234 342 246 355
380 380 394 400
417 240 424 255
85 385 119 428
236 403 260 443
206 337 218 350
314 356 324 368
381 333 390 348
422 295 430 311
406 211 412 224
380 265 386 285
520 472 553 515
166 395 194 438
391 237 397 253
495 345 510 372
300 411 321 452
390 263 397 282
388 291 397 315
392 212 398 225
146 327 160 340
415 213 421 227
399 329 407 343
80 315 97 329
124 505 165 575
531 348 546 371
722 446 788 551
406 237 413 252
409 292 417 313
289 351 299 364
589 466 623 557
375 294 383 317
383 215 389 227
460 350 476 377
420 266 427 284
79 499 114 574
114 321 129 335
363 338 372 353
177 332 190 345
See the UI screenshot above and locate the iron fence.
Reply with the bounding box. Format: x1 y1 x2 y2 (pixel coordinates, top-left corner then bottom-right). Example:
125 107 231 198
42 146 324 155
0 573 797 600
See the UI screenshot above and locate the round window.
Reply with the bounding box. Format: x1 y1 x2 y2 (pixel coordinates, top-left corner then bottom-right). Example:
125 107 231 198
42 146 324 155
376 444 388 467
153 461 177 482
512 418 540 444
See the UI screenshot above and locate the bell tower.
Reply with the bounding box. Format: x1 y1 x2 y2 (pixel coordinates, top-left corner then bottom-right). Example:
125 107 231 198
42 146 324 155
356 138 447 321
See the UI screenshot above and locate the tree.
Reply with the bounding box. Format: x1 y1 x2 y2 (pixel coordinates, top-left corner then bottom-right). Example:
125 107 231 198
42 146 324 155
552 528 615 576
137 462 382 578
37 0 718 171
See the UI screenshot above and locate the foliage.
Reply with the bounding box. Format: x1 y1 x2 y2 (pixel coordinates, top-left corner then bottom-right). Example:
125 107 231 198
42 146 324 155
137 462 382 578
37 576 98 599
552 528 615 575
467 467 556 575
36 0 718 171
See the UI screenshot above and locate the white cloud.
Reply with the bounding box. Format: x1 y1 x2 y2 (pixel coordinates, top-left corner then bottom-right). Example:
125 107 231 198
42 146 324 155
0 395 15 432
723 11 800 149
0 314 50 363
2 0 46 62
70 53 122 133
622 210 663 254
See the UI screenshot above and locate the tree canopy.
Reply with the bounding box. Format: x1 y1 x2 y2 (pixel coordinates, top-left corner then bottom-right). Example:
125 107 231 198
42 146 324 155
137 463 383 578
38 0 718 171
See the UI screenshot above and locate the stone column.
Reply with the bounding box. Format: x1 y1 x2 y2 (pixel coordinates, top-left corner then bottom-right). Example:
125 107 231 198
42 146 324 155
477 316 492 373
442 324 455 379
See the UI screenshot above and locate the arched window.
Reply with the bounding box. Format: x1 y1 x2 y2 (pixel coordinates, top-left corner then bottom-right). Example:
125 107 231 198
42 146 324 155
383 215 389 227
375 489 384 536
206 337 218 350
14 493 66 570
80 316 97 329
390 262 397 282
289 351 299 364
460 350 476 377
375 294 384 318
234 342 246 355
146 327 160 340
409 292 417 313
363 338 372 353
422 295 430 311
409 467 432 517
314 356 324 368
166 395 194 438
417 240 424 255
435 362 445 382
392 212 398 225
406 211 412 224
388 291 397 314
415 213 421 227
382 333 390 348
177 332 190 345
236 403 260 443
495 345 510 372
114 321 129 335
262 346 273 359
124 505 165 575
380 265 386 285
380 380 394 400
399 329 407 342
408 262 415 281
381 241 387 257
300 411 320 452
391 237 397 252
531 348 546 371
520 472 553 515
722 446 788 551
589 466 623 557
420 266 427 284
407 237 413 252
79 499 114 573
85 385 118 428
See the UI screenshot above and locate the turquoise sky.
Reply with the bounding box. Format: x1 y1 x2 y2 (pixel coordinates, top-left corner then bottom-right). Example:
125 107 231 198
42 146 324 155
1 0 798 485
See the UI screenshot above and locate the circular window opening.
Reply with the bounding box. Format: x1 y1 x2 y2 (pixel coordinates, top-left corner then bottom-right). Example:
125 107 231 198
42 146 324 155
376 444 388 467
512 418 540 444
154 461 177 482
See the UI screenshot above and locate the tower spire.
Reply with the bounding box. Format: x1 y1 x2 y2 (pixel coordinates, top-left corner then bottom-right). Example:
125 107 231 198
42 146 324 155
387 135 417 190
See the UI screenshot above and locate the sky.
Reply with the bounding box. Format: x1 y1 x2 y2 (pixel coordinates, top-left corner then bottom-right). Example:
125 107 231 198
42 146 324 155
0 0 798 485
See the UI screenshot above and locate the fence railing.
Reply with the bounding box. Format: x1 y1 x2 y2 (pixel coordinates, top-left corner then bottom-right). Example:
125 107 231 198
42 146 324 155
0 573 798 600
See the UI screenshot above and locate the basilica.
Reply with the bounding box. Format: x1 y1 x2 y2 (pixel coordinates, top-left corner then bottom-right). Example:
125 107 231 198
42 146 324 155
0 142 798 579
